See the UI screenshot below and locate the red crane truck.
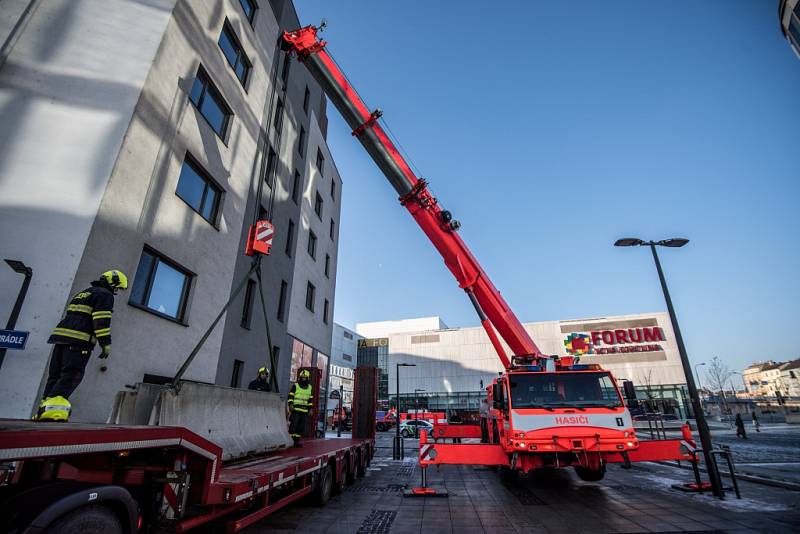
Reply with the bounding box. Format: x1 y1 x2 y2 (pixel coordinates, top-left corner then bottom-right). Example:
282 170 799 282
280 24 699 488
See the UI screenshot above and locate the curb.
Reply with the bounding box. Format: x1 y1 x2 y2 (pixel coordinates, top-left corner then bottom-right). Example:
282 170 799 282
658 461 800 492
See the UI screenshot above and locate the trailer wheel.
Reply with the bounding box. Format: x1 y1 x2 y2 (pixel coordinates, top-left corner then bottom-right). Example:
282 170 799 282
345 454 356 485
48 505 122 534
333 458 347 494
355 450 366 478
574 464 606 482
313 464 334 506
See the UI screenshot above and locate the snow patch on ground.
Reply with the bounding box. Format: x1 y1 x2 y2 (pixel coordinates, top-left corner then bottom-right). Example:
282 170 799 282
637 472 789 512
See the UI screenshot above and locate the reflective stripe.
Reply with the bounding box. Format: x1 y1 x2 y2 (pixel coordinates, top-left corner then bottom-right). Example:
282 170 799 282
92 311 112 319
293 407 309 413
52 328 92 341
67 304 93 314
94 328 111 336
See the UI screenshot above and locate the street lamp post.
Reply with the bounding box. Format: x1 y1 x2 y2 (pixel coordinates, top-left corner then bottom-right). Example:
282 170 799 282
0 259 33 372
615 237 723 497
414 388 425 437
394 363 416 460
694 362 706 391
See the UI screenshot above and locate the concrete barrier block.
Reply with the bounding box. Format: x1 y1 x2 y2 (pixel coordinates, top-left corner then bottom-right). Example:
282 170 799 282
152 382 293 460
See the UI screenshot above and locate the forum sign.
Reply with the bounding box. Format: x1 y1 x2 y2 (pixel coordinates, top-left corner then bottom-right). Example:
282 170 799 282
563 327 666 357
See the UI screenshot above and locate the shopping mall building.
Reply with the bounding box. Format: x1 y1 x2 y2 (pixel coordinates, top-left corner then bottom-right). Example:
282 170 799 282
355 313 692 418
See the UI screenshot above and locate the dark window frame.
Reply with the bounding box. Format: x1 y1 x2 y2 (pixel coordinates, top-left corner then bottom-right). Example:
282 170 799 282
281 52 291 83
305 282 316 312
239 0 258 25
329 218 335 240
303 86 310 113
274 98 284 132
277 280 288 322
308 230 317 260
189 66 233 139
298 126 306 157
218 20 252 87
316 148 325 176
314 191 323 219
291 169 301 204
324 254 330 278
285 219 295 257
264 147 277 189
175 153 223 226
241 278 256 329
129 246 194 325
330 178 336 200
323 298 330 325
231 359 244 387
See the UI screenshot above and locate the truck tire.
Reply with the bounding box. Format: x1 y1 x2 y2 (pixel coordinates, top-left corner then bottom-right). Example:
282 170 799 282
345 455 356 485
574 464 606 482
499 465 519 485
312 464 334 506
355 450 366 478
377 422 385 432
48 505 122 534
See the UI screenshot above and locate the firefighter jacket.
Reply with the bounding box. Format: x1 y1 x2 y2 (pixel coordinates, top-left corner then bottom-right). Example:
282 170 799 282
288 382 313 413
48 282 114 349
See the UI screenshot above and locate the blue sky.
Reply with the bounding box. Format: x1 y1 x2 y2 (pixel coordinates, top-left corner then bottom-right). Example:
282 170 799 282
295 1 800 373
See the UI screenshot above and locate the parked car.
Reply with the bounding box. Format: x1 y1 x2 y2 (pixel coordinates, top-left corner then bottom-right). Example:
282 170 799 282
400 419 433 437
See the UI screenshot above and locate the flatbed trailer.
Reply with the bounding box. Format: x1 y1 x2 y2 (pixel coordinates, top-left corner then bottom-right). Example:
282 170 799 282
0 420 373 533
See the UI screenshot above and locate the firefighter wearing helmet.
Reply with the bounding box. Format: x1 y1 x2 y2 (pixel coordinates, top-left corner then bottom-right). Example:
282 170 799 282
36 270 128 421
248 366 272 392
287 368 314 446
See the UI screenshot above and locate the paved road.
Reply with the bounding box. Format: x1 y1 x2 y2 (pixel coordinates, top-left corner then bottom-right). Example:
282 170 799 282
235 430 800 533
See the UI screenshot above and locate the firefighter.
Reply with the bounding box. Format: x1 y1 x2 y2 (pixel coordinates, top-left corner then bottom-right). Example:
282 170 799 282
287 369 314 446
36 270 127 421
248 367 272 392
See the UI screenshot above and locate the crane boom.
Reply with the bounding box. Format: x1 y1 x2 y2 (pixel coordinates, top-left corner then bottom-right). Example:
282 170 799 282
282 25 542 367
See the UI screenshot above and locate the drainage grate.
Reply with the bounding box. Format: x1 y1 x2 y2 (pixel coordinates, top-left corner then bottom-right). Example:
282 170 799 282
357 510 397 534
505 484 547 505
397 464 415 478
350 484 405 493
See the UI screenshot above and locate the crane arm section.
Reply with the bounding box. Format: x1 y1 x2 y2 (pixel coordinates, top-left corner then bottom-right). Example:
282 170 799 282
282 26 542 367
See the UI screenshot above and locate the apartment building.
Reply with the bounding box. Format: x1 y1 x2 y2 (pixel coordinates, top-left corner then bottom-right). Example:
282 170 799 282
0 0 340 421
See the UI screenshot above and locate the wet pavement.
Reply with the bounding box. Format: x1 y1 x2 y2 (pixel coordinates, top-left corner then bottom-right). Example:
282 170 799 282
241 432 800 533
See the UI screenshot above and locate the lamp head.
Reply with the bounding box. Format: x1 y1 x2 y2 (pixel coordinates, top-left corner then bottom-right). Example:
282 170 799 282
614 238 644 247
658 238 689 248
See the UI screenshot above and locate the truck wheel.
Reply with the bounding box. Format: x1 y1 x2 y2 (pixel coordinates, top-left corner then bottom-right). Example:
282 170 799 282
345 455 356 485
48 505 122 534
313 464 334 506
499 465 519 485
377 423 385 432
574 464 606 482
333 459 347 494
355 450 366 478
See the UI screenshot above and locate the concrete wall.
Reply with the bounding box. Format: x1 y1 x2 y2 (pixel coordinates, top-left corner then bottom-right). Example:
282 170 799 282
0 0 177 418
356 317 448 339
379 312 685 396
285 111 341 360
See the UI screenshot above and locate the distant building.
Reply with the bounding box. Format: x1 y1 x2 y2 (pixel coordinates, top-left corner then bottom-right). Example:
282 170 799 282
356 313 692 418
743 359 800 398
327 323 361 413
779 0 800 58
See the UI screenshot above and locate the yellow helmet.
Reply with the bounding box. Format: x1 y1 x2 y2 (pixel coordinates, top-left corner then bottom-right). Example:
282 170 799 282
37 396 72 422
102 270 128 291
299 369 311 379
258 367 269 374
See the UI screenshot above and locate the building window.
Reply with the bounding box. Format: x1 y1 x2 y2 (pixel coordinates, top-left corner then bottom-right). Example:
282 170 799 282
175 155 222 224
308 230 317 259
324 254 330 278
239 0 257 24
790 9 800 52
316 148 325 176
218 21 251 86
343 331 353 340
189 67 232 138
314 192 323 218
291 170 301 204
231 359 244 387
277 280 288 322
305 282 315 312
264 147 277 189
343 353 353 361
130 248 192 322
329 218 335 240
330 178 336 199
298 126 305 156
285 219 295 257
274 98 284 131
303 86 310 113
281 52 291 83
323 299 330 324
241 279 256 329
